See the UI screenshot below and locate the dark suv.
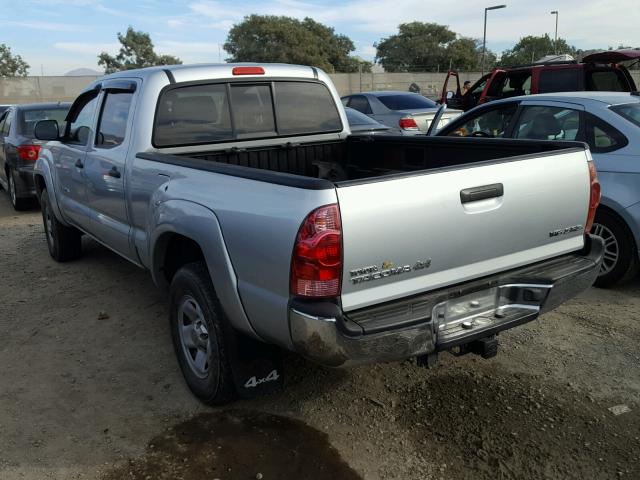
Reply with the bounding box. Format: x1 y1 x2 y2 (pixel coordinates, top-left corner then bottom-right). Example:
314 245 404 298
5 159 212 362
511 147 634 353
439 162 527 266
441 49 640 111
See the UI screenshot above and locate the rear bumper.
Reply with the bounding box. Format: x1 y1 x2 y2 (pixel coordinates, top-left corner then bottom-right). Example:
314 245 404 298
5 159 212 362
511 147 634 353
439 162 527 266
289 234 603 367
14 166 36 198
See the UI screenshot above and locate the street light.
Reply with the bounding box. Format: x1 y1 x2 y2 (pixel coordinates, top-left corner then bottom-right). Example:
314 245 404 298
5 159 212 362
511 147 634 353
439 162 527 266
550 10 559 54
482 4 507 75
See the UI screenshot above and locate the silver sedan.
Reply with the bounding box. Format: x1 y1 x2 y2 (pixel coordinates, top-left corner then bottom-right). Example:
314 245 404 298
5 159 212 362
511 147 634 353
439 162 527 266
341 91 462 135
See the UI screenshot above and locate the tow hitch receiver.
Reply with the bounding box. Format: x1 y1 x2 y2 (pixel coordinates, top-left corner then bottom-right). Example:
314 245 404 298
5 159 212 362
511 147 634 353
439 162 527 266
451 335 499 359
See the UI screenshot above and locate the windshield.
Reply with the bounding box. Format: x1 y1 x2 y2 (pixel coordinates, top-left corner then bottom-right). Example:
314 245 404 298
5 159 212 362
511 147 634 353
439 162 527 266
377 94 437 110
345 107 382 126
18 107 69 137
611 102 640 128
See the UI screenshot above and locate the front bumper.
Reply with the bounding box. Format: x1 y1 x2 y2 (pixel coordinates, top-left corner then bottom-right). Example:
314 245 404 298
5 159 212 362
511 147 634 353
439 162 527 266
289 234 604 367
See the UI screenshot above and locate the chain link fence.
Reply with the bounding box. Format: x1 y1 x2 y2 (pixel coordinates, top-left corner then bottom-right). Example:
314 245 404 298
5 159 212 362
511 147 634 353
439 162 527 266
2 71 639 104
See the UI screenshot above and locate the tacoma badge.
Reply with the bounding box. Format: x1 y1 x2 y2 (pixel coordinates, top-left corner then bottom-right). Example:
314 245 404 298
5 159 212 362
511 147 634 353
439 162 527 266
350 259 431 284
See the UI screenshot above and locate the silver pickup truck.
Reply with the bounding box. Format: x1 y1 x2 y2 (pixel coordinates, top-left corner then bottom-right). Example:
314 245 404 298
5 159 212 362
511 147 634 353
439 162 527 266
33 64 603 405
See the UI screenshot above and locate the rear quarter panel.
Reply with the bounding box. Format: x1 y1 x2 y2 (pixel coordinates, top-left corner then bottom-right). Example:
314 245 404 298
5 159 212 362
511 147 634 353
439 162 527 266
130 156 338 348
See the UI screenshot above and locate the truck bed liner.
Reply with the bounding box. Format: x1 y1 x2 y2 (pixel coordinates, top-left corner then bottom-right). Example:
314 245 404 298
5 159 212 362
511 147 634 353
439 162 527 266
168 136 586 184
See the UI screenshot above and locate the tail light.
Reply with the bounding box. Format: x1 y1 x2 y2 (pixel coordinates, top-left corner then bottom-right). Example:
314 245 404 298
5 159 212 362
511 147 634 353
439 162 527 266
290 204 342 298
17 145 41 161
585 160 601 232
398 117 419 130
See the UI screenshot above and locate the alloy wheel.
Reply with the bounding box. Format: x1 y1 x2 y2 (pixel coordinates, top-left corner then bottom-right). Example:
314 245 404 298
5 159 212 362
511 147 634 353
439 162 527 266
177 295 212 378
592 222 619 275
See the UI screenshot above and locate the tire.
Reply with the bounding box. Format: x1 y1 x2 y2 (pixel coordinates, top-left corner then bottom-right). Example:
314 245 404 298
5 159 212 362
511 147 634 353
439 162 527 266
8 168 31 211
40 189 82 262
592 209 639 288
170 261 237 405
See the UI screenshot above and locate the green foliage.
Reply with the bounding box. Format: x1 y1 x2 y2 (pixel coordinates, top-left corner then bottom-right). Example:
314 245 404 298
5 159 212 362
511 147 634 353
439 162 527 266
98 27 182 74
500 34 577 66
224 15 369 73
375 22 492 72
0 44 29 77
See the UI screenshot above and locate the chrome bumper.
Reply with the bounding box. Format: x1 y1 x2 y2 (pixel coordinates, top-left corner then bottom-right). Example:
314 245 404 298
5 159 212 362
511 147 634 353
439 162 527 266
289 235 603 367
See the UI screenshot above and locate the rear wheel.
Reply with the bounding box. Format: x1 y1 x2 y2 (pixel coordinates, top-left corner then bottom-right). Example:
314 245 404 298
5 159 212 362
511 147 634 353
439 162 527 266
8 168 31 211
592 210 638 287
40 189 82 262
170 261 236 405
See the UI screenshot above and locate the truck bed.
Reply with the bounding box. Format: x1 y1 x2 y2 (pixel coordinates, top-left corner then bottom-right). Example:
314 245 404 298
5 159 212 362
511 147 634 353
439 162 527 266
160 136 586 183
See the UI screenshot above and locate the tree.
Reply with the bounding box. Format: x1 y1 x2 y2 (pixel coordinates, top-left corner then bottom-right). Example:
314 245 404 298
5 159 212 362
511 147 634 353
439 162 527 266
98 27 181 74
0 44 29 77
375 22 491 72
224 15 369 73
500 34 577 66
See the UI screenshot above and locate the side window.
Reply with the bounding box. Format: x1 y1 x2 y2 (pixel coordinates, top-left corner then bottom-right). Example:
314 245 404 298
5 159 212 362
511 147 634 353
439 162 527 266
66 94 98 146
0 112 6 136
585 113 628 153
538 69 581 93
3 111 13 135
347 96 372 114
95 92 134 148
490 72 532 99
447 104 518 138
586 70 627 92
514 106 582 141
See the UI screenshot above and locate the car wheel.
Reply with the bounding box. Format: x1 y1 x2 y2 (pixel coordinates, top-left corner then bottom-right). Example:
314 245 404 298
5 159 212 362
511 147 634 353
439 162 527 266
591 210 638 288
40 189 82 262
8 168 31 211
170 261 237 405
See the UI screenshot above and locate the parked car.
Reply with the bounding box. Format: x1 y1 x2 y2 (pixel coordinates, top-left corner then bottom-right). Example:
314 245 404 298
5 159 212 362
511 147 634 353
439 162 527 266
33 64 602 405
0 102 70 210
341 91 462 134
440 48 640 111
344 106 399 135
438 91 640 287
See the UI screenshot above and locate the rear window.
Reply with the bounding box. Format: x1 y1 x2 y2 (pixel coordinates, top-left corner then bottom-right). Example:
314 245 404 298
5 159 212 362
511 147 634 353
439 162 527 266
18 107 68 137
377 94 436 110
153 81 342 147
611 102 640 128
538 68 580 93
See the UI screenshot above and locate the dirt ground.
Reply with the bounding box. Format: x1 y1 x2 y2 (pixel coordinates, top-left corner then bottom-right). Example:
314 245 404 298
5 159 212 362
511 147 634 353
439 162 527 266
1 193 639 480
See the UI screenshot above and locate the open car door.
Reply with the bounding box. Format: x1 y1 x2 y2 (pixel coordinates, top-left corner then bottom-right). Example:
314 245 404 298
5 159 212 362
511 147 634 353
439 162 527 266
439 71 462 109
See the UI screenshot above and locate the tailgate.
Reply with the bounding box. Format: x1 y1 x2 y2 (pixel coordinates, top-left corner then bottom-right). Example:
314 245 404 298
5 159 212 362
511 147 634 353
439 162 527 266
337 148 590 311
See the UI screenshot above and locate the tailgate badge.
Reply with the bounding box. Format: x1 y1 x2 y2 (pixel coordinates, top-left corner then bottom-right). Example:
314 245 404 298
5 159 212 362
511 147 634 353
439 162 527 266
350 259 431 285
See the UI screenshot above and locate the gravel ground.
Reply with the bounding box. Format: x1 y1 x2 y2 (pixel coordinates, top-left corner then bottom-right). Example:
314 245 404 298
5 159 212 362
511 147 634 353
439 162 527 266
0 193 639 480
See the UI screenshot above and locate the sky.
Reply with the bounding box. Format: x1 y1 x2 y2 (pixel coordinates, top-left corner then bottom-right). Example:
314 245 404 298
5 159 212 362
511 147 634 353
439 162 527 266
1 0 638 75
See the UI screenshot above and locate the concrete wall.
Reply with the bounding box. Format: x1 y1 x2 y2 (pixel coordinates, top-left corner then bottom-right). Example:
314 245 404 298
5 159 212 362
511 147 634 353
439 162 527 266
1 71 639 104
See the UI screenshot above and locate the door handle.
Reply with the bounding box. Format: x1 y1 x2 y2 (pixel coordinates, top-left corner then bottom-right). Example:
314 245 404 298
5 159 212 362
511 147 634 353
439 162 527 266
75 158 84 169
107 166 121 178
460 183 503 204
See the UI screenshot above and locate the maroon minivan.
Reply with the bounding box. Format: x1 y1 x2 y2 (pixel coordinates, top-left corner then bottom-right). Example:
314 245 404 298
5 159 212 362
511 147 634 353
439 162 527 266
440 48 640 111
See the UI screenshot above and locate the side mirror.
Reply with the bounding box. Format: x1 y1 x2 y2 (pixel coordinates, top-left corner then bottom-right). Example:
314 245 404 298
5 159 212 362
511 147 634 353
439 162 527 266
446 91 455 99
34 120 60 141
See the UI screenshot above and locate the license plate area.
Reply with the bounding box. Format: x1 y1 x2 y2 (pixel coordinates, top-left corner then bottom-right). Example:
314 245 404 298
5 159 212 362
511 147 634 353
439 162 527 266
432 283 552 344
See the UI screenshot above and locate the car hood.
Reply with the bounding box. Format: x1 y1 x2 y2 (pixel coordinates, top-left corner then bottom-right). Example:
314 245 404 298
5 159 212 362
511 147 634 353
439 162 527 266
583 48 640 63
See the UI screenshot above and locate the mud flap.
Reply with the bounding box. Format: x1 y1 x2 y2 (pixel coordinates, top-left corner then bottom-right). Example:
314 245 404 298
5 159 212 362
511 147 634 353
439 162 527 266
227 332 284 399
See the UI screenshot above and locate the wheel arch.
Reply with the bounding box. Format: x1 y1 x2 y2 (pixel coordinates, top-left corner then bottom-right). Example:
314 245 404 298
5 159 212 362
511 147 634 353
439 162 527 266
596 202 639 259
33 158 69 225
149 200 260 340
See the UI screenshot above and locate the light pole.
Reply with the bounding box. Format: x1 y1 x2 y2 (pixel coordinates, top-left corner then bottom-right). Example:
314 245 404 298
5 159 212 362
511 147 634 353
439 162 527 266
550 10 559 54
482 5 506 75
